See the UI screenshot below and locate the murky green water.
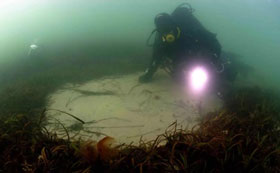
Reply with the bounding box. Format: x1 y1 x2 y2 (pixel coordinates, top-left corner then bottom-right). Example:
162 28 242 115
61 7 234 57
0 0 279 114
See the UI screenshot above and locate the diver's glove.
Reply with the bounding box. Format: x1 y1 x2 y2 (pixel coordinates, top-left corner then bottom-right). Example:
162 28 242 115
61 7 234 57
138 73 152 83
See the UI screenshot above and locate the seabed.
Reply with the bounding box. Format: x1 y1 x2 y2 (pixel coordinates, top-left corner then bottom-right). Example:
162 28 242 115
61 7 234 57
46 71 222 144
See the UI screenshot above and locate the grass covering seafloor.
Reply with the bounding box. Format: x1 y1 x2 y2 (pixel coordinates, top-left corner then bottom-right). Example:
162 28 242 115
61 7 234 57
0 45 279 172
0 86 279 173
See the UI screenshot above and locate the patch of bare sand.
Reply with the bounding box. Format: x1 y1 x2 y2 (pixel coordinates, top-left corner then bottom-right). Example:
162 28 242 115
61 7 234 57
46 71 222 145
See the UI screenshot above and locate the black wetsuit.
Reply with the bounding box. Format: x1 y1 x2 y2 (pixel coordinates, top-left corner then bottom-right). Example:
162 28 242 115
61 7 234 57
143 6 222 81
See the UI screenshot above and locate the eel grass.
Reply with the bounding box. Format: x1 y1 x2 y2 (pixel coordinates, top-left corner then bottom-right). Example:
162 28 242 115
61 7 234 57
0 49 279 172
0 86 279 173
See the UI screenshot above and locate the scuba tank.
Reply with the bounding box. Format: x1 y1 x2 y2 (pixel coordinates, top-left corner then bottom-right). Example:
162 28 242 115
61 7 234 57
171 3 210 35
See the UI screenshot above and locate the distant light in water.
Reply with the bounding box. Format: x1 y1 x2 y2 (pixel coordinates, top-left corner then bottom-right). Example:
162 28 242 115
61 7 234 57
30 44 38 49
190 66 208 91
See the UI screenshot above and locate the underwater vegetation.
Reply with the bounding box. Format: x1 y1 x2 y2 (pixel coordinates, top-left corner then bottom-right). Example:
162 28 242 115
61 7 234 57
0 86 279 172
0 1 279 171
0 39 278 172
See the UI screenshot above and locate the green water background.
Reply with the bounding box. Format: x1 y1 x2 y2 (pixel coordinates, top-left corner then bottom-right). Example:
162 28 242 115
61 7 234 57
0 0 279 89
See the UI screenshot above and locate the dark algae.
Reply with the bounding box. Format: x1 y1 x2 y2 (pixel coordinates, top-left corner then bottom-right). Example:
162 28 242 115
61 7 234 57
0 1 280 172
0 87 279 172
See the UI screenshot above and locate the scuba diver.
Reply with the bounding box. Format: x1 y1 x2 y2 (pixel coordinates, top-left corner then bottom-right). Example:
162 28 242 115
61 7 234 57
139 3 223 83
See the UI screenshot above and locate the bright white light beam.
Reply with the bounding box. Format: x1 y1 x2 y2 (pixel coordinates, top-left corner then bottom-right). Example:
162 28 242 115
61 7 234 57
190 66 208 92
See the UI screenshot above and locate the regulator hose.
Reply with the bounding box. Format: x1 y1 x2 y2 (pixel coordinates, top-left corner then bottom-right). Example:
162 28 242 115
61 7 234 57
146 29 157 47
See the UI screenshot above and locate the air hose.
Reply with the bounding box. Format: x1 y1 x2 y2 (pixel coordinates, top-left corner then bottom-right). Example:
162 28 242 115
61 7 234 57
146 29 157 47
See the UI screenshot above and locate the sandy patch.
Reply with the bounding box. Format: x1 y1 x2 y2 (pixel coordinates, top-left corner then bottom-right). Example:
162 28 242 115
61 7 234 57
46 71 221 144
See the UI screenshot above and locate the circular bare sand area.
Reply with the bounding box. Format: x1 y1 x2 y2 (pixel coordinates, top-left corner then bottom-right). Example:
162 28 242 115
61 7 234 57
46 72 221 144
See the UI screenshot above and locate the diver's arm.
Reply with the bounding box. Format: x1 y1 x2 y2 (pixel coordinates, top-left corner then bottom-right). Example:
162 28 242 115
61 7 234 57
139 32 164 83
196 29 222 63
202 32 224 71
146 49 163 75
139 48 163 83
211 36 222 61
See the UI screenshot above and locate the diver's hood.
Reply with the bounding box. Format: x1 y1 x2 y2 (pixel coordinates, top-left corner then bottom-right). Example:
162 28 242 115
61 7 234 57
154 13 176 33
